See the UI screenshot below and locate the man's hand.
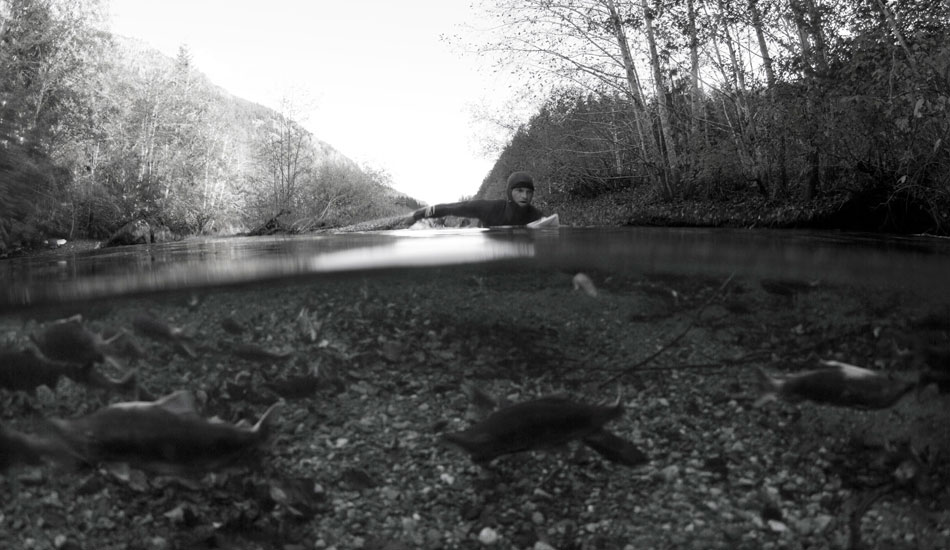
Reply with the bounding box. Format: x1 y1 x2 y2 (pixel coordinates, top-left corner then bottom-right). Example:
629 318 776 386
412 206 435 221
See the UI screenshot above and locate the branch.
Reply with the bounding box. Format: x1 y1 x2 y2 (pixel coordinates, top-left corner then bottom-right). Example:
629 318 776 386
598 273 735 388
848 483 897 550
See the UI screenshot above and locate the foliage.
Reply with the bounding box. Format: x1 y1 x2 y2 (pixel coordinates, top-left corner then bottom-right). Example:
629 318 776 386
474 0 950 233
0 0 411 254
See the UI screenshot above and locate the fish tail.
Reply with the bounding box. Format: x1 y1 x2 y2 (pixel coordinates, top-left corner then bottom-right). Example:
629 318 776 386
753 367 782 407
610 386 624 409
38 418 88 466
439 431 491 463
115 367 138 392
252 402 282 441
102 356 138 392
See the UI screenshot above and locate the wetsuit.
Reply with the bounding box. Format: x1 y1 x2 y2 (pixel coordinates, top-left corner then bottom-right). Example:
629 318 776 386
413 171 544 227
418 199 543 227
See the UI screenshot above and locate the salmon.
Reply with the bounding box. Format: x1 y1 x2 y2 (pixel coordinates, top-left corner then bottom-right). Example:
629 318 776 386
442 390 644 466
30 314 122 366
46 390 280 474
754 360 916 409
132 314 196 357
0 348 135 394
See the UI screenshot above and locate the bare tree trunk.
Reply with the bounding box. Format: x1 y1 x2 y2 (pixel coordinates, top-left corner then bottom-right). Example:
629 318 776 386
604 0 665 194
641 0 680 195
685 0 703 196
714 0 768 196
748 0 775 88
747 0 787 197
789 0 824 200
871 0 918 72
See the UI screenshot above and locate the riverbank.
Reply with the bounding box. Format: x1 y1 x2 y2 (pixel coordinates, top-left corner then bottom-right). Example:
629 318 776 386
545 185 948 236
3 186 947 261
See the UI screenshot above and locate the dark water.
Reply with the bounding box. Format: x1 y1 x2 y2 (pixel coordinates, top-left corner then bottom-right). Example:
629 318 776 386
3 227 950 310
2 227 950 549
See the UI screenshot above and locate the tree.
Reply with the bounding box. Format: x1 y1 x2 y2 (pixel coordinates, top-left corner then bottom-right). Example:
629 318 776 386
476 0 950 230
249 94 314 218
0 0 109 244
475 0 679 194
638 0 680 193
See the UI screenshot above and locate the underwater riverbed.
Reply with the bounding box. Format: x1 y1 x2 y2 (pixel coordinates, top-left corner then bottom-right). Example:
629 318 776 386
1 228 949 549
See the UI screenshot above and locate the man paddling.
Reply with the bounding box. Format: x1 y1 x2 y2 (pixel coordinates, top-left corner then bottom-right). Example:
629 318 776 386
411 171 545 228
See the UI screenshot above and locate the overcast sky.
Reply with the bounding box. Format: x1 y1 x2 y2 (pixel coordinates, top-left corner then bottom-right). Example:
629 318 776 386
107 0 521 205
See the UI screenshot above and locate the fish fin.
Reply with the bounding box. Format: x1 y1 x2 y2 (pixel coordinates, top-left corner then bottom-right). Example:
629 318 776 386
2 423 78 468
104 354 123 371
41 418 90 461
753 393 778 408
87 361 136 393
252 402 282 439
175 340 197 358
153 390 199 415
440 429 494 450
461 382 498 412
818 359 878 379
607 386 624 409
753 367 781 407
113 366 138 392
583 430 648 467
102 331 124 346
103 356 138 392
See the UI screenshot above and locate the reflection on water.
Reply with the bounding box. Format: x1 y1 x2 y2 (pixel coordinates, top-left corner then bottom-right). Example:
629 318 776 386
2 227 950 309
307 229 535 271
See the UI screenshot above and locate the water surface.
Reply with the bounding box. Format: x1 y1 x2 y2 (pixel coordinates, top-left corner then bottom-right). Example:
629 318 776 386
3 227 950 310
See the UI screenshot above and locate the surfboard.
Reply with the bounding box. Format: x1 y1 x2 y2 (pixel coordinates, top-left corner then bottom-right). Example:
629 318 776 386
526 213 560 229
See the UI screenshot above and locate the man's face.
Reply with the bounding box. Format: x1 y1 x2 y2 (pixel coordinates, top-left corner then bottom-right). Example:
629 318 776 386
510 186 533 207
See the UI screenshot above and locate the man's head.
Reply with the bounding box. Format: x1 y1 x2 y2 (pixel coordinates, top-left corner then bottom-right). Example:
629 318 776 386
506 171 535 208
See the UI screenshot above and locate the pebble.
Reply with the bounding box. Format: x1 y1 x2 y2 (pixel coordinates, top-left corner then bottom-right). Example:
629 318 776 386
799 514 833 535
36 385 56 406
661 465 680 482
767 520 788 533
478 527 499 545
533 542 557 550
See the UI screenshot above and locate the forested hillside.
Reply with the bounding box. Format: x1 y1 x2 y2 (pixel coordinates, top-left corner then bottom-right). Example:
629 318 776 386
0 0 419 255
474 0 950 233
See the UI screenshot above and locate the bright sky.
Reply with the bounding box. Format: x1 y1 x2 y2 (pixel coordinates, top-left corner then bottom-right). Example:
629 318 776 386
107 0 520 205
